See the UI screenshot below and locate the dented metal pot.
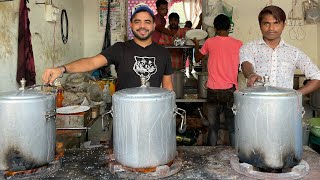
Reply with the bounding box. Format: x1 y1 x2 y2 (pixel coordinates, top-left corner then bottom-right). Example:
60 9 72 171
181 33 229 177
197 72 208 99
233 86 304 169
0 83 56 171
110 79 185 168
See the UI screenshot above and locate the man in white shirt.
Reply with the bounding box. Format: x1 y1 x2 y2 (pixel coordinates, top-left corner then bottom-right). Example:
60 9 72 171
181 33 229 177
240 5 320 95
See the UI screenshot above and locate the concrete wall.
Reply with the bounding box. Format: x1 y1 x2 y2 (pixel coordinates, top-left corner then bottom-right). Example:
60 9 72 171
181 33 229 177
83 0 127 57
0 0 84 93
318 11 320 63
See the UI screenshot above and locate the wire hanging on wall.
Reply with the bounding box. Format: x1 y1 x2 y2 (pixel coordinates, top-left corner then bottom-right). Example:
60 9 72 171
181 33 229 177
288 0 306 40
61 9 68 44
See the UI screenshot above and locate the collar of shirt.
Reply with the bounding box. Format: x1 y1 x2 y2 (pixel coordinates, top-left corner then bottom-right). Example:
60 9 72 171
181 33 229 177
257 38 289 49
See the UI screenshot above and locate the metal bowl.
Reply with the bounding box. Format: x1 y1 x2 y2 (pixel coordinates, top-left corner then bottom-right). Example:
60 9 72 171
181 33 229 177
193 66 202 72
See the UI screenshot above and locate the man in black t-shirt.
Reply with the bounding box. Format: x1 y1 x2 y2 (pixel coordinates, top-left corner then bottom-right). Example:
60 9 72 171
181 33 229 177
42 4 173 91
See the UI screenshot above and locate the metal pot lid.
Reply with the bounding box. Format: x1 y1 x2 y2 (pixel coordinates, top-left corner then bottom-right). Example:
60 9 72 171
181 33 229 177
235 86 301 96
114 86 173 98
0 89 53 100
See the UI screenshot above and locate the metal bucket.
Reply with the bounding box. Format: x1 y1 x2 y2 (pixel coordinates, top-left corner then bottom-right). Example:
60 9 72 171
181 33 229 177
0 87 56 171
310 89 320 108
112 86 185 168
233 86 303 169
197 72 207 98
172 71 184 99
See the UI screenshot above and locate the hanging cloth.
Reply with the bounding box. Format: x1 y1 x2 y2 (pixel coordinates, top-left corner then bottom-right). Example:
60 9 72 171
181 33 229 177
102 0 111 51
16 0 36 86
96 0 111 79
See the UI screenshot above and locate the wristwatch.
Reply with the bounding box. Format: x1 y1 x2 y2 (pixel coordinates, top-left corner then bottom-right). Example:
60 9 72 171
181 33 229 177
59 65 67 78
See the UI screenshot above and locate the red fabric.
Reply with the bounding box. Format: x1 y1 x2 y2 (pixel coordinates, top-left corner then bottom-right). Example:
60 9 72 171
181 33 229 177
17 0 36 86
168 0 183 7
152 14 166 43
200 36 242 90
158 27 191 69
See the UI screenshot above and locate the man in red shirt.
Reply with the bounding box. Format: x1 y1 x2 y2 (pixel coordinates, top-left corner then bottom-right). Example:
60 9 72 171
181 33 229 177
152 0 176 43
193 14 243 146
159 13 191 69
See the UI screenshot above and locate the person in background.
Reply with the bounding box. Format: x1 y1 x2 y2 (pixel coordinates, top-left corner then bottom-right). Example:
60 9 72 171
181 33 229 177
184 20 192 28
152 0 176 43
193 14 243 146
195 13 203 29
159 12 191 70
42 3 173 91
240 5 320 95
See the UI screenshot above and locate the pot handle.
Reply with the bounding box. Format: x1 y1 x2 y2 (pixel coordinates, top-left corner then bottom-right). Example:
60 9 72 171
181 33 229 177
101 108 113 131
28 84 57 91
302 106 305 118
175 107 187 133
203 80 208 90
231 104 237 115
45 110 56 120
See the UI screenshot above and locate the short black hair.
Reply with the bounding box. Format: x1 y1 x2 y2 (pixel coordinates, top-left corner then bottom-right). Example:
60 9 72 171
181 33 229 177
214 14 230 31
185 21 192 28
169 12 179 21
156 0 168 8
258 5 286 24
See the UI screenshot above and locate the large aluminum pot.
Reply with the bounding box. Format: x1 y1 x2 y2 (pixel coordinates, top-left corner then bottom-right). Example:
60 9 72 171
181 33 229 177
233 86 303 169
112 86 179 168
310 88 320 108
172 70 184 98
197 72 207 98
0 87 56 171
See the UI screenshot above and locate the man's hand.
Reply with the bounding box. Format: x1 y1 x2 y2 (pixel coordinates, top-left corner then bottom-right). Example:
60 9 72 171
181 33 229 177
191 37 199 45
192 37 204 63
42 67 64 85
247 73 262 87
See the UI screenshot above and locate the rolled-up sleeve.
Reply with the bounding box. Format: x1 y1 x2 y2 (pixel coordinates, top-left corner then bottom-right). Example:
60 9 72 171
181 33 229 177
296 51 320 80
239 43 255 72
199 40 208 55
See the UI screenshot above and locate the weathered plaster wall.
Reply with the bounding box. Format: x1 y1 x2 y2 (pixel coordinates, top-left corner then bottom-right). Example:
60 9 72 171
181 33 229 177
0 0 84 93
83 0 127 57
0 2 18 92
318 11 320 63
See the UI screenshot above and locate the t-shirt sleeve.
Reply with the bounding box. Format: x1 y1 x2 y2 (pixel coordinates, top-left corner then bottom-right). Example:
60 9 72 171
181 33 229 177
239 42 255 72
163 48 173 75
199 39 209 55
100 42 122 65
158 33 169 45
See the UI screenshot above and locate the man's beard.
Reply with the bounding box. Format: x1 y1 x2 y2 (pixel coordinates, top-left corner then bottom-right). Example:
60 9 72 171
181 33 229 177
132 28 154 40
169 24 179 30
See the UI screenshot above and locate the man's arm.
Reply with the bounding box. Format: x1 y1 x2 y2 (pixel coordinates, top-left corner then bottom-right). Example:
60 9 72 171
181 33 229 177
192 38 205 62
298 79 320 95
195 13 202 29
42 54 108 85
155 24 176 36
241 61 262 87
162 74 173 91
295 51 320 95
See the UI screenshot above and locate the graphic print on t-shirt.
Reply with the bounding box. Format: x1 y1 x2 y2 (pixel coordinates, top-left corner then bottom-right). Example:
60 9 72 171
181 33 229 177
133 56 157 81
